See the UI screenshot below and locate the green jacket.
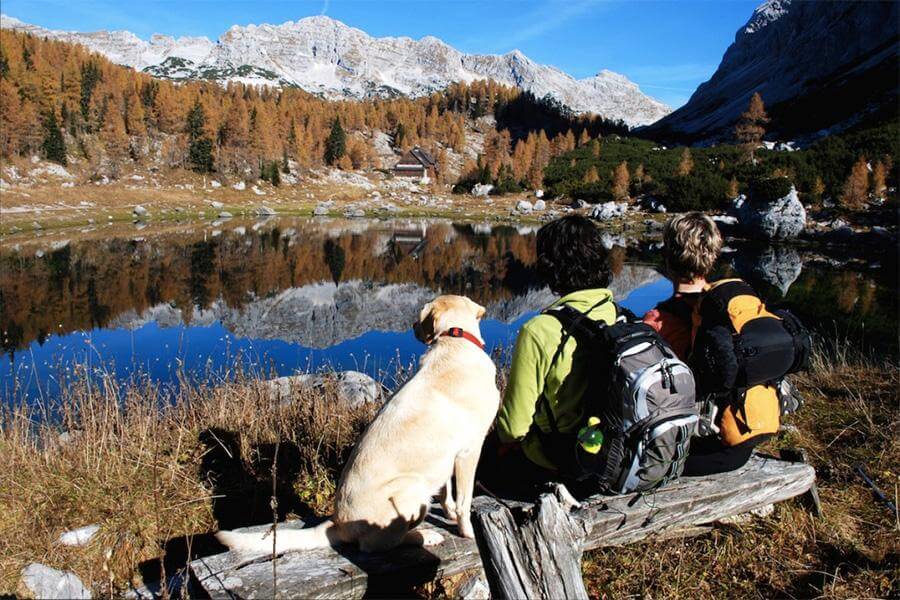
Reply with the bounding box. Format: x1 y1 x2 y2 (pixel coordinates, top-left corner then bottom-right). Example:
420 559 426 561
497 288 616 470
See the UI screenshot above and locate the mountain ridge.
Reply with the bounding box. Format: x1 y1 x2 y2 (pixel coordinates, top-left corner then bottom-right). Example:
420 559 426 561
0 14 671 127
643 0 900 141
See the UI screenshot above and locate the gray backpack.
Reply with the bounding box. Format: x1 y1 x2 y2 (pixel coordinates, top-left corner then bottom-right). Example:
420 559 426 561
544 302 698 494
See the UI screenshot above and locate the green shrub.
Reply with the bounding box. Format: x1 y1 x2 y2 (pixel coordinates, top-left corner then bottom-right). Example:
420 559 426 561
749 176 793 204
661 173 729 212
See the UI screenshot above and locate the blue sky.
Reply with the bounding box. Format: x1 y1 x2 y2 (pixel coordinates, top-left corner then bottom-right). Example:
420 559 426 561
2 0 760 108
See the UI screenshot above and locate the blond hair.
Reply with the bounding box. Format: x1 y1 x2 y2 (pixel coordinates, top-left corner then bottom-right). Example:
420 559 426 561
663 212 723 280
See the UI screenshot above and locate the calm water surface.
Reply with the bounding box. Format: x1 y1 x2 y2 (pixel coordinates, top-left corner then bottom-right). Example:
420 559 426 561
1 217 895 401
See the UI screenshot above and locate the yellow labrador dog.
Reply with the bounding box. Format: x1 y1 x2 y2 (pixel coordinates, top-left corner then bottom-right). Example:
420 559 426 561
216 295 500 554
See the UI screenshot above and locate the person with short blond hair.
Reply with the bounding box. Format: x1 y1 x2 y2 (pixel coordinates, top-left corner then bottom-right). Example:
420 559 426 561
662 212 723 284
643 212 722 359
644 212 761 477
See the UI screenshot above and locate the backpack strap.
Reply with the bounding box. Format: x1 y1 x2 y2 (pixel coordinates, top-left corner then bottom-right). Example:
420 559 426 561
534 296 612 437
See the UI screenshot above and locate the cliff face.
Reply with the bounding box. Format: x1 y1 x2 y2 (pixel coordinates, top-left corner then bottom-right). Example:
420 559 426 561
0 14 670 127
644 0 900 141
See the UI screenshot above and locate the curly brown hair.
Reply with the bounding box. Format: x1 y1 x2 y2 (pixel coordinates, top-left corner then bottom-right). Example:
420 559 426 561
536 215 611 295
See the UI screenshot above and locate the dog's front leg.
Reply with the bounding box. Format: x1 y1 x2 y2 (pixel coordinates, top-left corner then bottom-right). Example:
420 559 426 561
453 449 480 539
439 476 458 522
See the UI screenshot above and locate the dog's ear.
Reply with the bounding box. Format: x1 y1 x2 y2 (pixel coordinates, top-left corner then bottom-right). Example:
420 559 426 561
414 301 436 343
467 297 487 320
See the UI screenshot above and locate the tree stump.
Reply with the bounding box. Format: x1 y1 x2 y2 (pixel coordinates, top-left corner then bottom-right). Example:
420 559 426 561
472 485 589 600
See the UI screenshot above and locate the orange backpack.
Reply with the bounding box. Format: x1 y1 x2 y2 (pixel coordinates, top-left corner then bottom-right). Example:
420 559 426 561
691 279 810 446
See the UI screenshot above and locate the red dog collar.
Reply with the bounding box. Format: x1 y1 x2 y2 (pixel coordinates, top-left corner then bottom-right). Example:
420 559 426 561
440 327 485 350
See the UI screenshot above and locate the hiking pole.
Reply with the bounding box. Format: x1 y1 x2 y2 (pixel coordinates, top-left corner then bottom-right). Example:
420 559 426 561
854 465 898 516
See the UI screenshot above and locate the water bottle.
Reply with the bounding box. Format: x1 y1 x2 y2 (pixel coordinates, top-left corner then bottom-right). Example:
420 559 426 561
577 416 604 454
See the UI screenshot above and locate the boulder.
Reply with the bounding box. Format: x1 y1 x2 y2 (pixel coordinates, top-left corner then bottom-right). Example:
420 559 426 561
21 563 91 599
210 201 224 210
734 187 806 240
255 205 277 216
472 183 494 197
533 199 546 211
217 211 233 219
589 201 627 221
571 199 588 209
232 181 246 191
515 200 534 214
534 189 545 199
313 204 329 216
344 208 366 218
265 371 383 407
132 205 148 218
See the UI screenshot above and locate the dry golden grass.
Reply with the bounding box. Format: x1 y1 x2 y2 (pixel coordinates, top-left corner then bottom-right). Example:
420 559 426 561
1 345 896 598
0 368 375 596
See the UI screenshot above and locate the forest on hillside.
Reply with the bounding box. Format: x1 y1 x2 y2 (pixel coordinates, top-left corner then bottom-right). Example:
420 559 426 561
0 30 625 187
543 118 898 211
1 28 896 211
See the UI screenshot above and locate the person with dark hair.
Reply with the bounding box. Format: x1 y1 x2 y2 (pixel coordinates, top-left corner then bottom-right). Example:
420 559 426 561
479 215 617 496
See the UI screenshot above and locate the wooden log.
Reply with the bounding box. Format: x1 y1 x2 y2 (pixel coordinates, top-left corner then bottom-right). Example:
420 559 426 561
190 515 481 599
191 455 815 598
568 454 816 549
472 486 589 600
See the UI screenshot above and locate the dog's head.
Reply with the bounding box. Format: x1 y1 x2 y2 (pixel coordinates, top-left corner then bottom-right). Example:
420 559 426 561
413 295 486 344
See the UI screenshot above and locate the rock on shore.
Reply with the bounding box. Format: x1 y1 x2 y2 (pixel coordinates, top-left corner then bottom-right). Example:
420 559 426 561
265 371 384 407
21 563 91 599
733 187 806 240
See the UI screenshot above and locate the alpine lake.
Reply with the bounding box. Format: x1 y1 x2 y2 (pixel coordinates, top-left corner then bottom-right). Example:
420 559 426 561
1 215 897 403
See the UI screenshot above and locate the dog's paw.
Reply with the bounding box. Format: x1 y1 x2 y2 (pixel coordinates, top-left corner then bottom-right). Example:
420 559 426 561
457 519 475 539
418 528 445 547
441 502 459 523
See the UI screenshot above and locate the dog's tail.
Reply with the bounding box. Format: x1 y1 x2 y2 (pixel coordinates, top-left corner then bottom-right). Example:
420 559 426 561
215 519 338 554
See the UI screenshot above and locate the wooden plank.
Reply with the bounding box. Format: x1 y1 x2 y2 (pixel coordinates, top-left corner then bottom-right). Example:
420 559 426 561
191 455 815 599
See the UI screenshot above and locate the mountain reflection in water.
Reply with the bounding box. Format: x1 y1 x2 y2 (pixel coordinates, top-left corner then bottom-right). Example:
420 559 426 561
1 217 896 401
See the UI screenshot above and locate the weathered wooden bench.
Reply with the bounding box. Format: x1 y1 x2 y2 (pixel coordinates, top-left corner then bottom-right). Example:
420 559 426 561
190 453 816 599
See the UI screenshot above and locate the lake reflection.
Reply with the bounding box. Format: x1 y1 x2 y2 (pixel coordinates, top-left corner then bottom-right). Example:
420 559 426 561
1 217 896 400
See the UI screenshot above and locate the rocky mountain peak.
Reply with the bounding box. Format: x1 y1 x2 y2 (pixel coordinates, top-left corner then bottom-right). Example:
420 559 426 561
0 13 670 126
743 0 791 35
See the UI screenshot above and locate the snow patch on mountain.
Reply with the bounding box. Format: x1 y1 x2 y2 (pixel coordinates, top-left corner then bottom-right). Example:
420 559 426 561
0 14 670 126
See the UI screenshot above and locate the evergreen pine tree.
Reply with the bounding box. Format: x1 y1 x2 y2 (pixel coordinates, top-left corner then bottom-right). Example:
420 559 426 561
270 160 281 186
79 61 102 127
187 99 214 173
324 117 346 165
41 109 67 165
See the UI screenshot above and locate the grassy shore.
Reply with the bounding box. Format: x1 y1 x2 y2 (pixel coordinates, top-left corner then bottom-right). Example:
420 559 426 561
1 347 897 598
